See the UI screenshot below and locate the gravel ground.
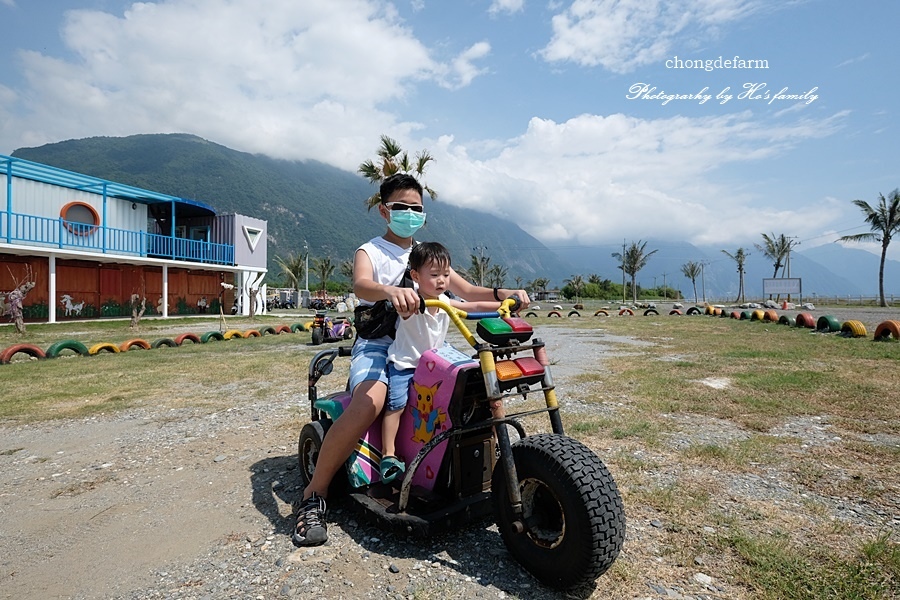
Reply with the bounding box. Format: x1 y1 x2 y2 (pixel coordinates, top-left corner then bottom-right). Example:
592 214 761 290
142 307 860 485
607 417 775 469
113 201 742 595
1 308 897 600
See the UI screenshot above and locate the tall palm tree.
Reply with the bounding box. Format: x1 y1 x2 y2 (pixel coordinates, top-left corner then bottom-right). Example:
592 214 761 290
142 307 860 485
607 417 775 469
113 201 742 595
588 273 603 285
755 233 793 279
529 277 550 300
564 274 585 303
487 264 507 288
274 252 305 294
681 261 702 304
611 240 658 303
312 257 335 294
838 189 900 307
358 135 438 209
721 247 749 303
339 259 354 281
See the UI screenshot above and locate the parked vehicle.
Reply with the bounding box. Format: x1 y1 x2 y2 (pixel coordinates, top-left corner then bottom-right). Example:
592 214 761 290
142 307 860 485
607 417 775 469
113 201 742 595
309 311 354 345
298 296 625 590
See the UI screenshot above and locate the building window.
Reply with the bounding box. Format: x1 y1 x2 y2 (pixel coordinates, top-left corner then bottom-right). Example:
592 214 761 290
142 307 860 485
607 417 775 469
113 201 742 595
60 201 100 235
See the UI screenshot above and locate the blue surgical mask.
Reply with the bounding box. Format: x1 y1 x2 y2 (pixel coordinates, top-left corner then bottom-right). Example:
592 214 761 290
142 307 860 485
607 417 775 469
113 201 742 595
388 210 426 238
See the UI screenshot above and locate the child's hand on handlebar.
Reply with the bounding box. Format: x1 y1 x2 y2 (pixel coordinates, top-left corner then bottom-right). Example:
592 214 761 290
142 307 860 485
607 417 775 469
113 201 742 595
387 285 421 318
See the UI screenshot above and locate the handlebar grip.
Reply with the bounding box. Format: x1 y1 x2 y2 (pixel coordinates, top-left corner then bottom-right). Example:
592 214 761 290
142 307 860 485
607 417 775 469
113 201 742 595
338 346 353 357
507 294 522 313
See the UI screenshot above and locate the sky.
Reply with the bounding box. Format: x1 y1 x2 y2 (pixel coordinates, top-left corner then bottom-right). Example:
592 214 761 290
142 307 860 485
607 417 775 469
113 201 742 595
1 0 898 259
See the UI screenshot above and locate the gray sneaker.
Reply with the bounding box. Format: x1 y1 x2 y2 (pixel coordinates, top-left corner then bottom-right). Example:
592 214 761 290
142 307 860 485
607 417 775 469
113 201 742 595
292 493 327 546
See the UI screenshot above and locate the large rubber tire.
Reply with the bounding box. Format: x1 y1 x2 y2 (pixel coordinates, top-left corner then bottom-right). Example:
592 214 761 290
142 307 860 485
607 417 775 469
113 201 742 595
298 420 346 497
89 342 120 355
567 310 581 317
547 311 562 318
643 308 659 316
686 306 701 316
841 320 867 338
525 312 538 318
45 339 90 358
593 310 609 317
291 323 306 333
174 332 200 345
874 320 900 341
740 310 753 320
151 338 178 349
275 324 293 334
242 329 261 338
119 339 151 352
816 315 841 333
0 343 47 364
223 329 244 340
751 309 765 321
618 308 634 316
260 326 277 336
763 310 779 322
795 312 816 328
342 326 354 340
704 305 715 315
669 309 682 316
778 316 796 327
730 311 741 319
311 327 324 345
201 331 225 343
492 434 625 591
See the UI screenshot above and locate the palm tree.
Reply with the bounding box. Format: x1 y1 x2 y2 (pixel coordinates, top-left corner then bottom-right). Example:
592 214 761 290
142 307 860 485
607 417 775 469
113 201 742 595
611 240 658 303
529 277 550 300
564 274 585 303
274 252 305 295
838 189 900 307
588 273 603 285
358 135 438 209
339 259 354 281
312 257 335 294
681 261 702 304
487 264 507 288
755 233 799 300
721 247 749 303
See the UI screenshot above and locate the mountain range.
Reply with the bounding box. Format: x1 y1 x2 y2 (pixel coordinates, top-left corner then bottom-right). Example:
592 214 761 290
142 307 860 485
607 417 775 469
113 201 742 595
11 134 898 301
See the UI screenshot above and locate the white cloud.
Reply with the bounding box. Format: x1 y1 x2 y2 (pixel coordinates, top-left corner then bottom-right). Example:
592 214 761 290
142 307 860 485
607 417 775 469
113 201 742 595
1 0 482 164
426 109 847 248
539 0 770 73
489 0 525 16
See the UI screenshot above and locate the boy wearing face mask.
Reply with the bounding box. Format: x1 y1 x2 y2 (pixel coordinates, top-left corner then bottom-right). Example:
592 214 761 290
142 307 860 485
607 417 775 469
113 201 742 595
292 173 531 547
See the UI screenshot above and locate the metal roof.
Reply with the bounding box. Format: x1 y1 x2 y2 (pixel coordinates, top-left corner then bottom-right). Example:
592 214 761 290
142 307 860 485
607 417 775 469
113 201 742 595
1 153 217 216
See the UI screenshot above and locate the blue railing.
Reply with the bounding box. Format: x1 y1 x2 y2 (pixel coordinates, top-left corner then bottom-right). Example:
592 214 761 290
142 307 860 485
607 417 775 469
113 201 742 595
0 210 234 265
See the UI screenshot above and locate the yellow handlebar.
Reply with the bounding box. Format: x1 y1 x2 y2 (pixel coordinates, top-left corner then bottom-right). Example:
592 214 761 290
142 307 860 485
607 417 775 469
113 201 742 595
422 297 518 349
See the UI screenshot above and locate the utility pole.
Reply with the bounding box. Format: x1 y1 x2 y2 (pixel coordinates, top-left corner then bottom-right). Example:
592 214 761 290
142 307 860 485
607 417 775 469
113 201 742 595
701 261 707 304
473 245 488 286
621 239 626 304
303 240 309 293
786 237 800 301
662 272 667 301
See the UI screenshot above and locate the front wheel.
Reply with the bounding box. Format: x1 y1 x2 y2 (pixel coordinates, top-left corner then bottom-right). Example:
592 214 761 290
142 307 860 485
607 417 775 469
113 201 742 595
311 326 324 345
298 420 347 497
492 434 625 590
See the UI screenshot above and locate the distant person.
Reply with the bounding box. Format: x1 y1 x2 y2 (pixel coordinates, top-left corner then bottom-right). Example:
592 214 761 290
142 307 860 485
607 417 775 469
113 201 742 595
292 173 530 546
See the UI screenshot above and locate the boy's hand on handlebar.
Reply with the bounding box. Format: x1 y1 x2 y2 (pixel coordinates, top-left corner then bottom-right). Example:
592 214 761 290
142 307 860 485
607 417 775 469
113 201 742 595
503 289 531 309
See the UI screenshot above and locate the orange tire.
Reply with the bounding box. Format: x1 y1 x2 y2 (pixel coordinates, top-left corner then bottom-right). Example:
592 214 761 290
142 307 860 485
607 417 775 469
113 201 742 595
618 308 634 316
730 311 742 319
873 320 900 341
0 343 46 364
243 329 261 338
763 310 779 322
275 324 292 334
669 309 682 316
119 339 151 352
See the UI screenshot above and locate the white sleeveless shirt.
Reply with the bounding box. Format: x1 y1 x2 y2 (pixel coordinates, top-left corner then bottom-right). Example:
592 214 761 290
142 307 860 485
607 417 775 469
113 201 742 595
356 236 414 308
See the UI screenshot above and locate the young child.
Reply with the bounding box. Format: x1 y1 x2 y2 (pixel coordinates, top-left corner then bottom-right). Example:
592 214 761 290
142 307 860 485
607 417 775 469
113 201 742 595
380 242 503 483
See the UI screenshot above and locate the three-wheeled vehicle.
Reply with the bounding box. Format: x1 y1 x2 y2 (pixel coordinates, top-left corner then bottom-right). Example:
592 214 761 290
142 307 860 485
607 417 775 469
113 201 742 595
298 297 625 590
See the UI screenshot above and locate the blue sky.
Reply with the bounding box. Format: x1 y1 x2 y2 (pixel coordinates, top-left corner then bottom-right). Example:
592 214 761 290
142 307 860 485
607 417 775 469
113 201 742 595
1 0 898 258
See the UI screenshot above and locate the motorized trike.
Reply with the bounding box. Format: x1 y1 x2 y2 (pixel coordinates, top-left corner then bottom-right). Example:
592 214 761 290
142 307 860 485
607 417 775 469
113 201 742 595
309 311 354 345
298 297 625 590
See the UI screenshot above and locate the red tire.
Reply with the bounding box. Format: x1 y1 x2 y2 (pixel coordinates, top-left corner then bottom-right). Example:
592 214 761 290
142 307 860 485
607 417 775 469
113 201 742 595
795 312 816 328
174 333 201 345
618 308 634 316
730 311 742 319
0 343 46 364
275 324 293 334
669 309 682 316
548 311 562 317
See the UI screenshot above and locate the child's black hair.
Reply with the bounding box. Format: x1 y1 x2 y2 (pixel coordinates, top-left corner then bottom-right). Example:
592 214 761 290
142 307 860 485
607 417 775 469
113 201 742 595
409 241 451 272
380 173 423 204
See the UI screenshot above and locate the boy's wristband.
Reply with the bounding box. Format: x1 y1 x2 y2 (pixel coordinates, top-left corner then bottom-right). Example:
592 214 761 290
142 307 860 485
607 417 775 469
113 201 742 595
493 287 501 301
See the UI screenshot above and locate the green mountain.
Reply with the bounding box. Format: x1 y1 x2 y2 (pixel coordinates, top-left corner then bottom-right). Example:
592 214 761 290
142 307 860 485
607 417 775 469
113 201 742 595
12 133 574 287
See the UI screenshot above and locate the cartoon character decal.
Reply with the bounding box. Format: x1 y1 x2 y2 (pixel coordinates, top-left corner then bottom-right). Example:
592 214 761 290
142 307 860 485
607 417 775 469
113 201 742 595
409 380 448 444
